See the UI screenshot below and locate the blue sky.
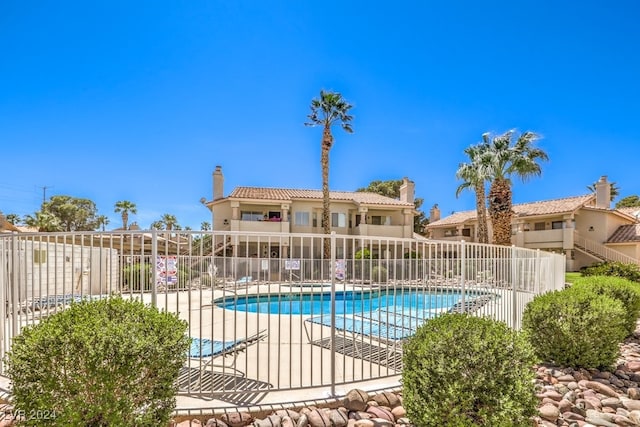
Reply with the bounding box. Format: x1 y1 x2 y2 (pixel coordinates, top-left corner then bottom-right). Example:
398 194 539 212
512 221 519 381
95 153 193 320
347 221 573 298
1 1 639 230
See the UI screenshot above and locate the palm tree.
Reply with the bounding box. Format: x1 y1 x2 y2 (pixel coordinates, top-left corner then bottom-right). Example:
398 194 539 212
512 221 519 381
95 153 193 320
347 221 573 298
161 214 178 231
456 140 490 244
201 221 211 231
150 220 164 230
482 130 548 246
114 200 137 230
4 213 21 225
96 215 110 231
24 211 62 232
305 90 354 258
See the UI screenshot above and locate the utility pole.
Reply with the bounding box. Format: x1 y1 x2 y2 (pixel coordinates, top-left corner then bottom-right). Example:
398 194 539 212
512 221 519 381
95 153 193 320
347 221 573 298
39 185 53 205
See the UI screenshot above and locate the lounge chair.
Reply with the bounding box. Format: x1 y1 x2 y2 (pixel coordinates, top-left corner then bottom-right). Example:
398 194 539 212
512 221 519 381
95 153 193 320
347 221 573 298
304 314 414 344
188 330 266 376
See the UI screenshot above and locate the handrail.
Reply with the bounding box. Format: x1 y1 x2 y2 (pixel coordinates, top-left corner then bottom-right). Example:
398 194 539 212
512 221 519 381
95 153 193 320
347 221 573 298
573 231 640 266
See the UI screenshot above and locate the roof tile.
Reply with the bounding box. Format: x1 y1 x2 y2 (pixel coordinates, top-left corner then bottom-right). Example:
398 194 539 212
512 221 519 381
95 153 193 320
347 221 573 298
228 187 414 207
428 195 595 227
607 224 640 243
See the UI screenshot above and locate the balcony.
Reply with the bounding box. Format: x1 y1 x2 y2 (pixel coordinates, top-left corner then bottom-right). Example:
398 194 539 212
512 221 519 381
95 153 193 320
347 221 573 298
230 219 290 233
353 224 411 238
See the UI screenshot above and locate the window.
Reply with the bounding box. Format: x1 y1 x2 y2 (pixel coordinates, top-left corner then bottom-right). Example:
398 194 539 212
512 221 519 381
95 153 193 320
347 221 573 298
267 211 281 221
241 211 263 221
534 222 545 231
371 215 391 225
294 212 310 226
331 213 346 227
312 212 318 227
551 221 563 230
461 228 471 237
34 249 47 264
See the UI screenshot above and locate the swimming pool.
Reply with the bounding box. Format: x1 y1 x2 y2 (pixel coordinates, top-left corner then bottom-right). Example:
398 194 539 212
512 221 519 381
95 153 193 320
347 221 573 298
213 289 467 315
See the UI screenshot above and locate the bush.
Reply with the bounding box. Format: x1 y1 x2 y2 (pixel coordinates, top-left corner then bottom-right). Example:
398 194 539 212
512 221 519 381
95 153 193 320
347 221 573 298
522 288 627 370
355 248 371 260
122 263 153 291
570 275 640 335
372 265 388 283
402 314 537 426
581 261 640 283
5 297 190 426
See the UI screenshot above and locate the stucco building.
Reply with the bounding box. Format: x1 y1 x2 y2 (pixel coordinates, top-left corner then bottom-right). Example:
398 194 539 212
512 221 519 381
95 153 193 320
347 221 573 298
426 176 640 271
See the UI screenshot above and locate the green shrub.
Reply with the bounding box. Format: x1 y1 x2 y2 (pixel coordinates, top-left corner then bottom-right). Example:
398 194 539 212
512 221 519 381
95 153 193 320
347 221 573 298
402 314 537 427
581 261 640 283
5 297 190 426
372 265 388 283
570 275 640 335
122 263 153 291
355 248 371 260
522 288 627 370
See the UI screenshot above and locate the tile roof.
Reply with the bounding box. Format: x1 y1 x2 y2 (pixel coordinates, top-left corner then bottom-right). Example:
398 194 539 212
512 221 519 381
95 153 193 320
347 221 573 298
617 207 640 221
428 195 595 227
228 187 414 207
607 224 640 243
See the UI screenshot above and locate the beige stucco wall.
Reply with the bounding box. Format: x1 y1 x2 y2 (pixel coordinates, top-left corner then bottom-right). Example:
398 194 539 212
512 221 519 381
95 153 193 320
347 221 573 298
574 209 629 243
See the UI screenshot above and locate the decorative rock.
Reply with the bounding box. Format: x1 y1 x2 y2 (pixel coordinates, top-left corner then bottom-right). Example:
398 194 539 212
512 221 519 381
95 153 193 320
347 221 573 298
343 389 370 412
305 409 332 427
365 406 394 422
253 415 282 427
390 406 406 419
348 411 372 420
296 413 308 427
628 387 640 400
601 397 622 409
395 417 412 425
220 413 254 427
353 420 375 427
274 410 301 423
281 416 295 427
327 409 349 427
371 392 400 408
368 418 394 427
622 398 640 411
539 404 560 422
207 419 230 427
584 381 618 398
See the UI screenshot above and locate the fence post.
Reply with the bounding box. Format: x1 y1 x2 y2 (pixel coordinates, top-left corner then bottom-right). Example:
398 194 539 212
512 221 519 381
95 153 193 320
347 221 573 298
511 245 518 328
460 240 466 310
151 231 158 308
330 231 337 397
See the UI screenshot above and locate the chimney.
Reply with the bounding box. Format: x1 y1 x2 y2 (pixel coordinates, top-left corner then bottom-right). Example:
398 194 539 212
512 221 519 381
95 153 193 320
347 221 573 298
595 175 611 209
213 166 224 200
429 204 441 222
399 177 415 204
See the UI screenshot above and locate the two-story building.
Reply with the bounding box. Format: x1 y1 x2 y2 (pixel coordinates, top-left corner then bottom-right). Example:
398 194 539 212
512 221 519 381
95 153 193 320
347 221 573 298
204 166 417 259
426 176 640 271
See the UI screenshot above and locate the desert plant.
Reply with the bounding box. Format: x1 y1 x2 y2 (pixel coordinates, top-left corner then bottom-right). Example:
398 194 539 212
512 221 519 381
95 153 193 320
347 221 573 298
581 261 640 283
522 288 627 369
5 296 190 426
402 314 537 426
355 248 371 259
569 275 640 335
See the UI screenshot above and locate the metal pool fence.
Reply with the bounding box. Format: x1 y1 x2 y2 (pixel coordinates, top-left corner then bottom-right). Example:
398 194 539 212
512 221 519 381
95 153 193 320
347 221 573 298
0 230 565 405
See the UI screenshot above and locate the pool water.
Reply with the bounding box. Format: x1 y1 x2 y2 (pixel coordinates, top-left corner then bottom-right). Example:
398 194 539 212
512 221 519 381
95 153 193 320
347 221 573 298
213 289 463 315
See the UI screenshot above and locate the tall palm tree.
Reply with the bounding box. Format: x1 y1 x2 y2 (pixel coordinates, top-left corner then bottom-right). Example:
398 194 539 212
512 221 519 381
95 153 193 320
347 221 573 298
305 90 354 258
482 130 548 246
114 200 137 230
161 214 178 231
201 221 211 231
456 140 490 244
